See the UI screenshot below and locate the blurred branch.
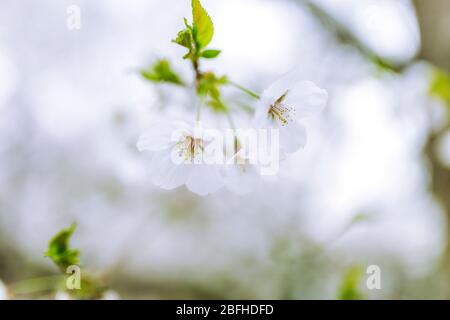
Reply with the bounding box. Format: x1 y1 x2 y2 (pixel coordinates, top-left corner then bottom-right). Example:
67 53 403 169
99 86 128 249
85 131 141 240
413 0 450 72
424 120 450 296
301 0 450 297
300 0 411 73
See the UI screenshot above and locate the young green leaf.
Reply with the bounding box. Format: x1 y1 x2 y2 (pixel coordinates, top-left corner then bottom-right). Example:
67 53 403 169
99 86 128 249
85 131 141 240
201 49 221 59
45 223 79 270
197 72 226 95
192 0 214 49
197 72 229 113
338 266 364 300
430 68 450 106
173 28 193 49
141 59 184 86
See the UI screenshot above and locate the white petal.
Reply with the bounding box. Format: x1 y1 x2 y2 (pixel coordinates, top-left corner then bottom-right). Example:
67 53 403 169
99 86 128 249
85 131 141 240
262 72 299 101
55 291 72 300
149 150 190 190
279 121 307 153
185 165 224 196
252 100 273 129
101 290 121 300
0 280 8 300
137 120 191 152
285 81 328 120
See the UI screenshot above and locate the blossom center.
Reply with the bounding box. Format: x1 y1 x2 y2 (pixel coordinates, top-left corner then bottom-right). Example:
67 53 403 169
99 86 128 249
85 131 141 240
177 135 204 162
268 91 294 126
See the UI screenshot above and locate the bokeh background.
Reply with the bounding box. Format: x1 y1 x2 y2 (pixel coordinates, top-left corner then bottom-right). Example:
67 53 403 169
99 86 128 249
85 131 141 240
1 0 450 299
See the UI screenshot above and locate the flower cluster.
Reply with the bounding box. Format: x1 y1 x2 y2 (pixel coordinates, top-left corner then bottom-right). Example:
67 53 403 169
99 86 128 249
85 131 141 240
137 0 328 196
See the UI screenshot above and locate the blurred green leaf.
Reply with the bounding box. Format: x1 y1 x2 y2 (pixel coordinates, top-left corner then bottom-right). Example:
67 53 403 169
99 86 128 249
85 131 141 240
45 223 79 270
201 49 221 59
338 266 364 300
70 277 107 300
207 99 228 112
197 72 227 95
141 59 184 86
192 0 214 49
430 68 450 106
197 72 229 113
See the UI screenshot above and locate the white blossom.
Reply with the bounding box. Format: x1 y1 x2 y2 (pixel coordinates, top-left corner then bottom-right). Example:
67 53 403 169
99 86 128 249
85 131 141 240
253 73 328 154
137 120 224 196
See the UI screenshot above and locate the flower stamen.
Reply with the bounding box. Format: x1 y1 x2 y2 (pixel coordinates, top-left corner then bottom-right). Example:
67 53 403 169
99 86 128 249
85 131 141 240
268 90 294 126
177 135 204 162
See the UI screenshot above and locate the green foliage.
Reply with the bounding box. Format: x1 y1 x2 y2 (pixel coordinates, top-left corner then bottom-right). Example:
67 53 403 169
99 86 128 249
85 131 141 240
338 266 364 300
45 224 79 271
201 49 221 59
169 1 259 114
173 0 217 63
45 224 109 299
141 59 184 85
192 0 214 50
174 29 193 50
430 68 450 106
197 72 229 112
173 18 197 61
69 277 107 300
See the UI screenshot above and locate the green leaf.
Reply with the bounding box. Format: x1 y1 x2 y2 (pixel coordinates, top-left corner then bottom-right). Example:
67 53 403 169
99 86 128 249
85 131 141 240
338 266 364 300
141 59 184 86
207 98 228 112
45 223 80 270
172 23 198 60
197 72 226 95
173 28 193 49
197 72 229 113
201 49 221 59
430 68 450 106
192 0 214 49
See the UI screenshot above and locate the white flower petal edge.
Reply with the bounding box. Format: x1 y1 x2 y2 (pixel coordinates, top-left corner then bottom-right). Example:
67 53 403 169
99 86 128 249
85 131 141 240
55 291 72 300
137 121 225 196
224 163 260 195
185 164 224 196
137 120 191 152
0 280 8 300
253 74 328 155
224 153 261 195
279 121 307 153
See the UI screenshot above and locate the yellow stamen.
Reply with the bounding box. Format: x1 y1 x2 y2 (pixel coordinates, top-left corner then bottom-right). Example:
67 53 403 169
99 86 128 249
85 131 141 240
268 90 295 126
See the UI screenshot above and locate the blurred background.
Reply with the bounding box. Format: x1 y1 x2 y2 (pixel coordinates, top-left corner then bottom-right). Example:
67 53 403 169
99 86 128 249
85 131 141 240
1 0 450 299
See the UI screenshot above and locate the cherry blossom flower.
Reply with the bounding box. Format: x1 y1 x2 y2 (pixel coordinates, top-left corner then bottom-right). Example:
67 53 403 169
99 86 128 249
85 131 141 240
253 74 328 154
222 129 277 195
137 120 225 196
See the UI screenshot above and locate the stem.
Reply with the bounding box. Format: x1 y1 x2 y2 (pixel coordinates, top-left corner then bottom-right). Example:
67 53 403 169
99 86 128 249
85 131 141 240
229 81 260 100
225 112 240 154
9 275 65 295
196 96 204 122
192 58 202 90
191 56 204 123
225 112 236 130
